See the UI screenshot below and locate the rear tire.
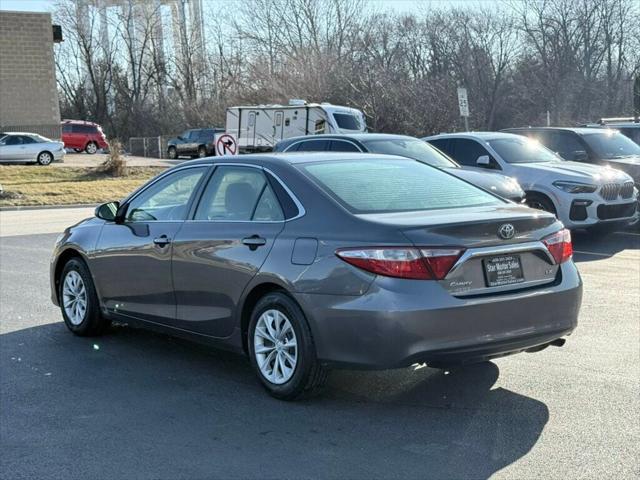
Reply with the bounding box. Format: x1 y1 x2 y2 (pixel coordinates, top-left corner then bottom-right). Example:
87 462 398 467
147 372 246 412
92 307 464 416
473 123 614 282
36 151 53 165
59 258 110 336
197 146 207 158
85 142 98 154
248 292 327 400
168 146 177 159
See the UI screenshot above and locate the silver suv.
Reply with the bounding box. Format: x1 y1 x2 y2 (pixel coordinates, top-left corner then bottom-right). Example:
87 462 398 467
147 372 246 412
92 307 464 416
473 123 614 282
425 132 638 230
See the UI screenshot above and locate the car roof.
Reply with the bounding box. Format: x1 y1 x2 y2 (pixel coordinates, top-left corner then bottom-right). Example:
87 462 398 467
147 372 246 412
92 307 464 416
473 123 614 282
177 152 410 169
277 133 420 145
1 131 40 136
424 131 518 141
502 126 615 135
62 119 99 126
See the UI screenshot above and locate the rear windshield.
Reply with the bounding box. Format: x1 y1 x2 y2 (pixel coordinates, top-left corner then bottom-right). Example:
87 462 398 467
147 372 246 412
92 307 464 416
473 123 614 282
361 138 456 168
300 159 502 214
488 137 560 163
333 113 362 130
582 130 640 159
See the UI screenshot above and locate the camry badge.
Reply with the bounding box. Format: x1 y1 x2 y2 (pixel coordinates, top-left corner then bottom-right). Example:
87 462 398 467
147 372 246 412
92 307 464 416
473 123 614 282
498 223 516 240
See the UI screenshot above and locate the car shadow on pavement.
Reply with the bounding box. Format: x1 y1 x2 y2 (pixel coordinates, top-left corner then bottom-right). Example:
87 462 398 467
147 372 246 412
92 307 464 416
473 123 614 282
1 322 548 480
571 229 639 263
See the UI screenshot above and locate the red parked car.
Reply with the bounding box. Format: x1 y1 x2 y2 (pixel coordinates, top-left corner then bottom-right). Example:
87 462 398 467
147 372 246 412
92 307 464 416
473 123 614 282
61 120 108 154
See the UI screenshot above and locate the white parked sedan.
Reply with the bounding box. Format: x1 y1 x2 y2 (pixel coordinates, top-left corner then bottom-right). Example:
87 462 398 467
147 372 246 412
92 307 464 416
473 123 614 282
425 132 638 230
0 132 65 165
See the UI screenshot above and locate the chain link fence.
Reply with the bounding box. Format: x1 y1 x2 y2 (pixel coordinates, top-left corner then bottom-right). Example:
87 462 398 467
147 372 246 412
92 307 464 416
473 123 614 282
128 135 174 158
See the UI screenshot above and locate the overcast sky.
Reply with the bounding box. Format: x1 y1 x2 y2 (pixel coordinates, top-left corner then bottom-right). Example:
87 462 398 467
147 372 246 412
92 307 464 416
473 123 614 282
0 0 498 15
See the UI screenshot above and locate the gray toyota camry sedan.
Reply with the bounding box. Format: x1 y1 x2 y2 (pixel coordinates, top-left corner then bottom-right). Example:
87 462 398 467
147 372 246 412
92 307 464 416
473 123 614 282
50 153 582 399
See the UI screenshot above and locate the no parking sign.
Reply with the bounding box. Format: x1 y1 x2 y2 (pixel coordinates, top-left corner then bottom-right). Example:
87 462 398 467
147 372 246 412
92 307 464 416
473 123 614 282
215 133 238 156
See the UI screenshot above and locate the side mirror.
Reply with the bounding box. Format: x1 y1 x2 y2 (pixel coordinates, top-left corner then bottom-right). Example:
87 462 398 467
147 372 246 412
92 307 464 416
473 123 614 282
572 150 588 162
95 201 120 222
476 155 491 166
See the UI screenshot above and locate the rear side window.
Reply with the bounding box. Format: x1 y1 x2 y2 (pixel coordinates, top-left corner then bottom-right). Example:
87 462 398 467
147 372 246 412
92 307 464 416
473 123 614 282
427 138 452 156
296 139 329 152
329 140 361 152
72 125 97 134
301 159 502 214
5 136 23 145
195 166 284 221
62 125 72 133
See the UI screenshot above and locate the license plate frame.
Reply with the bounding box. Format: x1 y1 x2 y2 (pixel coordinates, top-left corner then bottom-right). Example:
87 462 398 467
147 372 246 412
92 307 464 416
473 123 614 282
482 254 525 287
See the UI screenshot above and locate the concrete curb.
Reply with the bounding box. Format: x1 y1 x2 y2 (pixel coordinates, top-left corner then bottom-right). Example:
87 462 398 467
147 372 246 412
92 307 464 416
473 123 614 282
0 203 96 212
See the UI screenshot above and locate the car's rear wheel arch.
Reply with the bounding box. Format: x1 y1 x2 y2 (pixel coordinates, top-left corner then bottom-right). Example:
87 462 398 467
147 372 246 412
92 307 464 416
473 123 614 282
240 282 287 355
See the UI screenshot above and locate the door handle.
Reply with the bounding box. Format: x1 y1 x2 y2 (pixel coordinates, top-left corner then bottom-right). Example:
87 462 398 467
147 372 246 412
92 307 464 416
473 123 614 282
153 235 171 247
242 235 266 250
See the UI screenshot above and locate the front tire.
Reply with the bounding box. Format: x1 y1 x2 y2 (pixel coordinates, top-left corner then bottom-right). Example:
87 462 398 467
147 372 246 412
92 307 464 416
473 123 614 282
167 146 177 159
197 146 207 158
85 142 98 154
59 258 110 336
36 151 53 165
526 193 557 216
248 292 327 400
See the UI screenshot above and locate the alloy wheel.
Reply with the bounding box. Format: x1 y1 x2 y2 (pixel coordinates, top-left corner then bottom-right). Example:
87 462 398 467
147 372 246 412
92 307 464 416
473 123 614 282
254 309 298 385
62 270 87 326
86 142 97 154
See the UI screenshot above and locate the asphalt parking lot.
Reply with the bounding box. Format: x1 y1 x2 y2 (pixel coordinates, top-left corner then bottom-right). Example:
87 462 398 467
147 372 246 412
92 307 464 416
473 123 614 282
0 210 638 479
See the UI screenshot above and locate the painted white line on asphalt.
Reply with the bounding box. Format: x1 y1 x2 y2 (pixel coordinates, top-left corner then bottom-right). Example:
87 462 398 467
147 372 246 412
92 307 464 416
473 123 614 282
573 250 611 257
613 231 640 237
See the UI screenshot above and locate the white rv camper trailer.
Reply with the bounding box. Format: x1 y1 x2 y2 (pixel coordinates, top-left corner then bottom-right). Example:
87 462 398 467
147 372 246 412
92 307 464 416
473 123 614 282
226 100 366 153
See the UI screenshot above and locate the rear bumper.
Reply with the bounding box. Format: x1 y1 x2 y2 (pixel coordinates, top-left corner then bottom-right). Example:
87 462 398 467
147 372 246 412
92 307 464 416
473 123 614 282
296 262 582 369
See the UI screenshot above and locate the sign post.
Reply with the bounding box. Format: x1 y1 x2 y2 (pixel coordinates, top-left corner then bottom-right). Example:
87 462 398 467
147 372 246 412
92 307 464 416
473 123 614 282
214 133 238 156
457 87 470 131
634 74 639 118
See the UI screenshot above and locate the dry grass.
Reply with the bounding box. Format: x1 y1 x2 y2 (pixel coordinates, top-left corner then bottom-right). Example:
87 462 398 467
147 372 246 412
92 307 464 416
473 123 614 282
0 165 165 207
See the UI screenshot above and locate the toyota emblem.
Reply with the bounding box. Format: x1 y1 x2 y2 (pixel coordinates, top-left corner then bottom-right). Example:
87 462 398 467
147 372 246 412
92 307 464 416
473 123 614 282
498 223 515 240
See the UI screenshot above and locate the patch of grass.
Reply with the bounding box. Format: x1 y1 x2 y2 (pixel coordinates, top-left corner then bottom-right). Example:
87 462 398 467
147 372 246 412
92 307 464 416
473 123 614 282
0 165 165 207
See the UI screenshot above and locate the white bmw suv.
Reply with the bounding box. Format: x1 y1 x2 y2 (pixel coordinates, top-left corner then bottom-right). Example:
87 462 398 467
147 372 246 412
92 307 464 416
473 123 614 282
424 132 638 230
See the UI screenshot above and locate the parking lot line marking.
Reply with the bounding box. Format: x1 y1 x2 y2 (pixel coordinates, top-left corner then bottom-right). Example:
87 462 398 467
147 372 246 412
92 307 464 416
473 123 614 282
613 231 640 237
573 250 613 257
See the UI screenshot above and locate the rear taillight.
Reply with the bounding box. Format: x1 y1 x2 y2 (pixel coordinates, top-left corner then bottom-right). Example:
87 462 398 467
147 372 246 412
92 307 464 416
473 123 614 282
542 228 572 264
335 247 464 280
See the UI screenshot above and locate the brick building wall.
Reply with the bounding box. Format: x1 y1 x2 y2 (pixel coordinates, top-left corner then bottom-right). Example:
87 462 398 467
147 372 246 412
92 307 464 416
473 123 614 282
0 11 61 139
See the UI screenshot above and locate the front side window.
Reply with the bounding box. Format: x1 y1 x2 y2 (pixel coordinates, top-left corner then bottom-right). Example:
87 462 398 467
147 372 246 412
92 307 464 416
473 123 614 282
333 113 362 130
126 167 206 222
488 137 560 164
300 159 502 214
62 125 72 133
581 131 640 159
195 166 283 221
362 138 456 168
448 139 492 167
20 136 36 144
